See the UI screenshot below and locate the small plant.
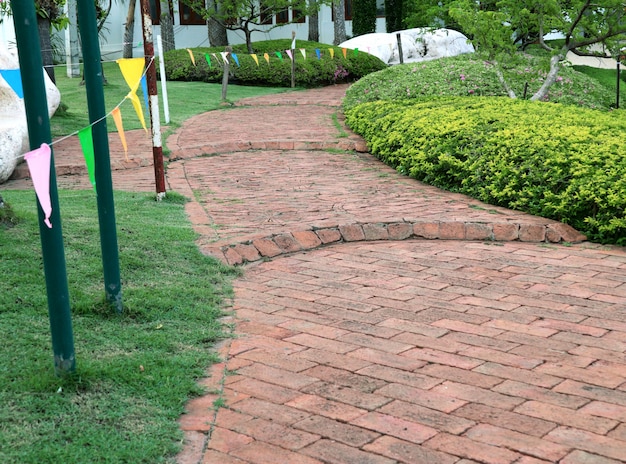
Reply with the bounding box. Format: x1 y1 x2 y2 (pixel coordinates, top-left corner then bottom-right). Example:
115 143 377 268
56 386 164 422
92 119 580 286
333 65 349 83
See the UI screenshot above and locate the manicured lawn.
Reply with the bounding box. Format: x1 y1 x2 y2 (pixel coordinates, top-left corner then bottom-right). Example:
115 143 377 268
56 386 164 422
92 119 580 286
0 190 238 463
51 60 290 138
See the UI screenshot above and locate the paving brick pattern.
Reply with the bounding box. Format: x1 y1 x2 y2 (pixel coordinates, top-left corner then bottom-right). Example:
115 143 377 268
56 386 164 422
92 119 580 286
5 85 626 463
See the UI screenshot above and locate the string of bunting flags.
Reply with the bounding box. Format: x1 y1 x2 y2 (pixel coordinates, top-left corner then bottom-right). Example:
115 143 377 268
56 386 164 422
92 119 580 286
1 44 361 229
192 46 359 68
0 57 154 228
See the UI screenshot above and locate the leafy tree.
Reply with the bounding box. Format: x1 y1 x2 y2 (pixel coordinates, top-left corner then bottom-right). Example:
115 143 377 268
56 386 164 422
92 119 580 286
183 0 324 53
403 0 459 30
450 0 626 101
352 0 376 36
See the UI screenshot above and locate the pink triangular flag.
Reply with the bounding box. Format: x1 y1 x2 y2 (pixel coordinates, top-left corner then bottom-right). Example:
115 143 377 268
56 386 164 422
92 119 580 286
24 143 53 228
285 49 293 61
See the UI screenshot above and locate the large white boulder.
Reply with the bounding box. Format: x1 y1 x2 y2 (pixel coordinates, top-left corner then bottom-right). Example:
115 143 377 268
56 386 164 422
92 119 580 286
0 48 61 183
340 28 475 65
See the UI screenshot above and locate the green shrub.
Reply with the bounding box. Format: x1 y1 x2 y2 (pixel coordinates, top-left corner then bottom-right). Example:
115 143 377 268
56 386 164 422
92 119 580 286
163 39 387 88
345 97 626 244
343 53 618 111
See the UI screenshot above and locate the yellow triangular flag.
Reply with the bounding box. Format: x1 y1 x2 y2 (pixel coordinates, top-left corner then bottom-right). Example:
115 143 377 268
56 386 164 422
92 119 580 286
187 48 196 66
116 58 144 93
300 48 306 60
342 48 347 59
111 107 129 161
128 92 147 132
263 53 270 65
251 53 259 66
329 48 335 59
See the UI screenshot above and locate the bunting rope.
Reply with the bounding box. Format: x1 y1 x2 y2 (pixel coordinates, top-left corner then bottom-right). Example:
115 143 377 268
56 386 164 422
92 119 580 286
0 56 156 164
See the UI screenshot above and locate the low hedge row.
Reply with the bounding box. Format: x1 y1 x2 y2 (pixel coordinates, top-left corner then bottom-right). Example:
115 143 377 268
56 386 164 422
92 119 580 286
162 39 387 88
345 97 626 244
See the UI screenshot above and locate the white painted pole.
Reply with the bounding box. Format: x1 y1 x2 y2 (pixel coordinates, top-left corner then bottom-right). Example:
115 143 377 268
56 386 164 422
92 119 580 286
156 34 170 124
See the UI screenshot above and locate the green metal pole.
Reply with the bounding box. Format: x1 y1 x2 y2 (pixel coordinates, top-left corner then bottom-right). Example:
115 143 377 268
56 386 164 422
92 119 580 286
11 0 76 375
76 0 123 313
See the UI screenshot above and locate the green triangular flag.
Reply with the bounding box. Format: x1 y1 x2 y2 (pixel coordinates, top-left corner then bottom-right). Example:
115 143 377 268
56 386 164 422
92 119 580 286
275 51 283 61
78 127 96 190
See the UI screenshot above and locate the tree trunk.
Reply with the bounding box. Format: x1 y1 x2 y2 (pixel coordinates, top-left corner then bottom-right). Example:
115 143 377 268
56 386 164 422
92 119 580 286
333 0 346 45
123 0 136 58
207 0 229 46
308 0 319 42
530 53 564 101
245 29 254 54
160 0 175 52
38 16 55 84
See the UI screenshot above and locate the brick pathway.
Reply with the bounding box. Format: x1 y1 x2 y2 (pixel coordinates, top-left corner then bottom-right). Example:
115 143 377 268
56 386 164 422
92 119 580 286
5 85 626 464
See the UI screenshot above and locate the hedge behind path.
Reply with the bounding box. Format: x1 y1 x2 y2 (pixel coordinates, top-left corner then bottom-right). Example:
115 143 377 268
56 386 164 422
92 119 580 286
345 97 626 245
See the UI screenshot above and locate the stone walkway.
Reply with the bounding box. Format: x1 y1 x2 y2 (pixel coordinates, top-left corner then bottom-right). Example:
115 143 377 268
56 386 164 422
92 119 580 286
5 85 626 464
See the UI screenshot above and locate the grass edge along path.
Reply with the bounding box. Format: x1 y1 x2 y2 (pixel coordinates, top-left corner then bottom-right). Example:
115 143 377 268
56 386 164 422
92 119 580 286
0 190 238 463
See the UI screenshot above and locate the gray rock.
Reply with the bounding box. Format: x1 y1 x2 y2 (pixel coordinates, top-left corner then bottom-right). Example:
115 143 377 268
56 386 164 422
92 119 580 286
340 28 475 66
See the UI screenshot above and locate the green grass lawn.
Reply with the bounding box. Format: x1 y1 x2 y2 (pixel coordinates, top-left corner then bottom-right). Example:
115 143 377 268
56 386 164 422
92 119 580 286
51 60 291 138
573 64 626 107
1 64 291 462
0 190 238 463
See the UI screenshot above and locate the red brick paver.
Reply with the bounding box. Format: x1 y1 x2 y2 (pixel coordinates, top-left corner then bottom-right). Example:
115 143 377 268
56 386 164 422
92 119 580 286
4 85 626 464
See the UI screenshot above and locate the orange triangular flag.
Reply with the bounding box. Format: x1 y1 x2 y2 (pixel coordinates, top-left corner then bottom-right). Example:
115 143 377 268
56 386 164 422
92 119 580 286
111 107 129 161
342 48 347 58
187 48 196 66
263 53 270 65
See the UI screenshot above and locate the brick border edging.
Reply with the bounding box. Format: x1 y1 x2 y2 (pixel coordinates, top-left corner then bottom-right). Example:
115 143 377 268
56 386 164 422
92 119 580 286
199 220 587 266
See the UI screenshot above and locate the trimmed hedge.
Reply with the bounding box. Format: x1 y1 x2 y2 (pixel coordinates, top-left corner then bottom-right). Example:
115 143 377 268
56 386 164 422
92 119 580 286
345 97 626 244
162 39 387 88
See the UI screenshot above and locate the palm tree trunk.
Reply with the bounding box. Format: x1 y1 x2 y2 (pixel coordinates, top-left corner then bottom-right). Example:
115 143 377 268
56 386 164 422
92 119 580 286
38 16 56 84
207 0 229 46
333 0 346 45
160 0 175 52
123 0 136 58
308 0 319 42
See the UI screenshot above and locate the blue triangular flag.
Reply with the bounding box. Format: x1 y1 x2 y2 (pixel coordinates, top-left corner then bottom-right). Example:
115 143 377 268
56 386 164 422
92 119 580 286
140 75 149 113
315 49 321 60
231 53 240 67
0 69 24 98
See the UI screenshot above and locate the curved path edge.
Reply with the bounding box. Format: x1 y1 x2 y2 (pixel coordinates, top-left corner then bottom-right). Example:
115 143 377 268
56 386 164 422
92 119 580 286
200 220 587 267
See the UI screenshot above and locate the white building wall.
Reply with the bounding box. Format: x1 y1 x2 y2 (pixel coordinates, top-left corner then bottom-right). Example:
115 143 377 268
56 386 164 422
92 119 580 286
1 2 387 63
98 3 387 60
